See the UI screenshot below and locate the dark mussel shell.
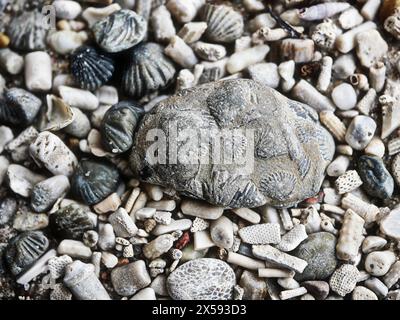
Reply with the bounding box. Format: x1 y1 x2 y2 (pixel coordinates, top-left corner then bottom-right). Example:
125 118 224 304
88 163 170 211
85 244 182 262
122 42 176 98
0 88 42 126
70 46 115 91
49 204 95 240
71 158 121 205
5 231 49 275
100 101 144 154
92 9 147 53
7 9 47 51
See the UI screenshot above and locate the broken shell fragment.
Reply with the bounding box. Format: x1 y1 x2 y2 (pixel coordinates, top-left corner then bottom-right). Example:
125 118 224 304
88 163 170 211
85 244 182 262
43 95 75 132
71 159 120 205
92 9 147 53
6 164 46 197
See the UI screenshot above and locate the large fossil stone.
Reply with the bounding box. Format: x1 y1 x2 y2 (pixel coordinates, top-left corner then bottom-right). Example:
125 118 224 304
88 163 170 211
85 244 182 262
130 79 334 208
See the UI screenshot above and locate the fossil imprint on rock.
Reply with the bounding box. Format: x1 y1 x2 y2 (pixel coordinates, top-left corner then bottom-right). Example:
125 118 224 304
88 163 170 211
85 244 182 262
129 79 334 208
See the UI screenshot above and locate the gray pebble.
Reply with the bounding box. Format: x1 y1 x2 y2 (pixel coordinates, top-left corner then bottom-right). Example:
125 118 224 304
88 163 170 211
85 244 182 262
345 115 376 150
0 197 17 226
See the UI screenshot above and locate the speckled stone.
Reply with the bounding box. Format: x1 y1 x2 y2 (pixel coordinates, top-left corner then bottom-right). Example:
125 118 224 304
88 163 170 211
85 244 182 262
357 155 394 199
167 258 236 300
292 232 337 282
130 79 334 208
0 197 17 226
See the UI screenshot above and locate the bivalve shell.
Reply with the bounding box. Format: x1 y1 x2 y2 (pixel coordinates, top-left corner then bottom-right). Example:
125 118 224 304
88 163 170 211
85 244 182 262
92 9 147 53
100 101 144 154
71 158 120 205
122 43 176 98
70 46 115 91
201 4 244 43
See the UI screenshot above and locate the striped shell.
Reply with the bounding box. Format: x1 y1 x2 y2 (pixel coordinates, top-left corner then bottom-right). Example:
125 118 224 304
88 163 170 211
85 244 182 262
7 9 47 51
50 204 95 240
5 231 49 275
201 4 244 43
70 46 115 91
92 9 147 53
122 42 176 98
100 101 144 154
71 159 120 205
0 88 42 126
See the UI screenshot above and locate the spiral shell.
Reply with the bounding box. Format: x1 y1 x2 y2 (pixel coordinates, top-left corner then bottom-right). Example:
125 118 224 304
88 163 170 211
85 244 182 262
7 9 47 51
92 9 147 53
201 4 244 43
50 204 95 240
122 42 176 98
70 46 115 91
71 159 121 205
100 101 144 154
5 231 49 275
0 88 42 126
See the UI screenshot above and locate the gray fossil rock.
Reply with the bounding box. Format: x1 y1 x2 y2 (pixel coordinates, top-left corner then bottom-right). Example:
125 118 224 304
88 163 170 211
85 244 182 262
130 79 334 208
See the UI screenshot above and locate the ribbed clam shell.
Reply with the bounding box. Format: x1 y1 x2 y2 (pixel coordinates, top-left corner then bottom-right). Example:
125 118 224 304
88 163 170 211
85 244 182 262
5 231 49 275
7 9 47 51
71 159 121 205
100 101 144 154
70 46 115 91
49 204 95 240
122 42 176 98
0 88 42 126
201 4 244 43
92 9 147 53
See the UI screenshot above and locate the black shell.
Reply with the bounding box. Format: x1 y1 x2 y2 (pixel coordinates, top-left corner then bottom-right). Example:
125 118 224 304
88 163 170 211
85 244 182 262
7 9 47 51
122 42 176 98
92 9 147 53
49 204 95 240
71 159 121 205
358 155 394 199
70 46 115 91
0 88 42 126
201 4 244 43
100 101 144 154
5 231 49 276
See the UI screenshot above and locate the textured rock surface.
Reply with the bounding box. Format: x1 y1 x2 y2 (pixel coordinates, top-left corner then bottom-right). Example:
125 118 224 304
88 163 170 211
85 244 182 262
130 79 334 208
167 258 236 300
292 232 337 281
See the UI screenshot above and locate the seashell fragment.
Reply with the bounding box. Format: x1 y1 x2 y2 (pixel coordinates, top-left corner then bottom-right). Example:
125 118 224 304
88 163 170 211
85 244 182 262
192 42 227 62
122 43 176 98
6 164 46 197
165 36 198 69
379 207 400 240
335 21 377 53
355 30 388 68
299 3 350 21
201 4 244 43
50 204 96 240
177 22 207 44
226 45 270 74
7 9 47 51
70 46 115 91
53 0 82 20
31 175 70 213
29 131 78 176
291 79 335 112
71 159 120 205
339 7 364 30
319 111 346 142
335 170 363 194
275 224 308 252
280 39 314 63
92 9 147 53
238 223 281 245
0 88 42 126
5 231 49 275
64 107 91 138
47 30 88 55
43 95 75 131
108 208 138 238
383 261 400 289
352 286 378 300
341 193 379 223
151 5 176 43
100 101 144 154
82 3 122 27
166 0 205 24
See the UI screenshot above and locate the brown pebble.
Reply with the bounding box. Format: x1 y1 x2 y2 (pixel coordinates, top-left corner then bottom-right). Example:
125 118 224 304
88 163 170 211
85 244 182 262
0 33 10 48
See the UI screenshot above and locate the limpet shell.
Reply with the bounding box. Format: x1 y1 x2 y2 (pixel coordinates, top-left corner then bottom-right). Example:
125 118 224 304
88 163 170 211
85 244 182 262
92 9 147 53
122 42 176 98
70 46 115 91
71 158 121 205
5 231 49 275
7 9 47 51
100 101 144 154
49 204 95 240
0 88 42 126
201 4 244 43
